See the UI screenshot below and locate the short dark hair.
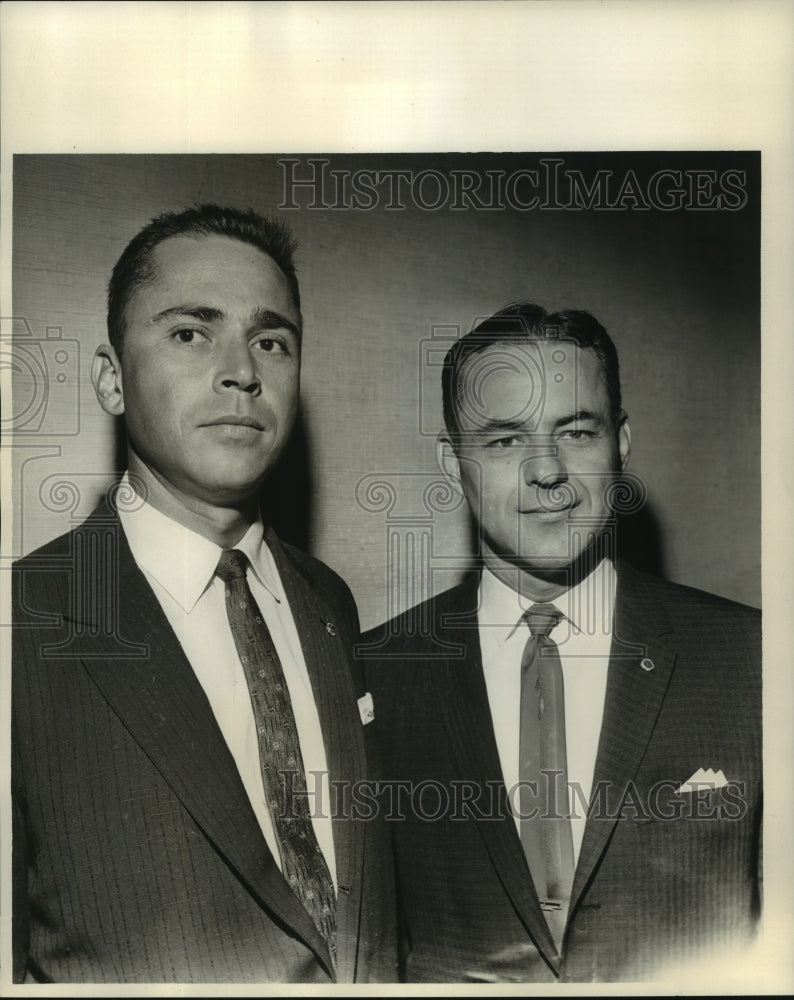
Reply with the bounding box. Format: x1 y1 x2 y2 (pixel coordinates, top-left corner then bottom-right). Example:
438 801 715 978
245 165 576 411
441 301 623 441
107 204 300 355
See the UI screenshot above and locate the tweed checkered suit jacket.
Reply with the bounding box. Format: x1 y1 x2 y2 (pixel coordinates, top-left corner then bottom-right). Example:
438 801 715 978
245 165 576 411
361 562 761 982
12 500 397 983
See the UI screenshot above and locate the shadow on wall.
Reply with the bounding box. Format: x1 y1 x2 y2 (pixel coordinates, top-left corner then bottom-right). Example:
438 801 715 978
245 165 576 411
260 409 313 551
616 504 666 580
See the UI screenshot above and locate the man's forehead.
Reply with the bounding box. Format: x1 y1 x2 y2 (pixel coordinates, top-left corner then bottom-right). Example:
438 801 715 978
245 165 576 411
455 339 606 428
126 233 298 324
147 233 280 281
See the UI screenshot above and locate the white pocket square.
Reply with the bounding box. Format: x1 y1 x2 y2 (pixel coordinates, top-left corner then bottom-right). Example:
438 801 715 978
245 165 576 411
357 692 375 725
676 767 728 793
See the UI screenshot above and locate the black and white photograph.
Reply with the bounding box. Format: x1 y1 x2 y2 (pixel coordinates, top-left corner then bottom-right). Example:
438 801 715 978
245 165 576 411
1 4 791 996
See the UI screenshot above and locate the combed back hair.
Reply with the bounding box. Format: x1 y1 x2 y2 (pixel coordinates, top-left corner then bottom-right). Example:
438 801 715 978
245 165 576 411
107 204 300 355
442 301 623 442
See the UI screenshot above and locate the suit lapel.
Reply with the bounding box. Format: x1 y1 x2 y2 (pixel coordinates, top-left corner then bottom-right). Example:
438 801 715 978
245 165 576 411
570 563 678 914
72 505 334 975
266 530 367 985
435 577 561 971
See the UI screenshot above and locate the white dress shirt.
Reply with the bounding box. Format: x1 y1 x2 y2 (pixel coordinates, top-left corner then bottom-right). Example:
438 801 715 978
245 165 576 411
119 484 337 887
479 558 616 865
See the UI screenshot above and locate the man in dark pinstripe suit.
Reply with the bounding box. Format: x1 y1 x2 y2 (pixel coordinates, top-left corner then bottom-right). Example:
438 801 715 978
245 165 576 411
12 205 396 983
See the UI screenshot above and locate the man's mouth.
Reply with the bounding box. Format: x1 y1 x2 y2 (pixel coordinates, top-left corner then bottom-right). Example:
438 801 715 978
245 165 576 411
202 415 265 431
520 502 579 515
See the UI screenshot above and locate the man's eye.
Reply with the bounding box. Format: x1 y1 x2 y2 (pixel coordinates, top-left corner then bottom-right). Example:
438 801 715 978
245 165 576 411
253 336 288 354
173 328 207 345
559 429 595 441
486 436 520 448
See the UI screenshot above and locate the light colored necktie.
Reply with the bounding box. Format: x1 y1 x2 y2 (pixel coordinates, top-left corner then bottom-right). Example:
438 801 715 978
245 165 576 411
216 548 337 964
518 603 575 951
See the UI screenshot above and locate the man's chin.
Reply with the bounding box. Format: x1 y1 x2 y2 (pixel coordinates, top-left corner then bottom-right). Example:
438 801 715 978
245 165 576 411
500 549 579 573
517 562 582 591
196 480 268 510
190 460 279 507
158 470 269 513
487 539 608 585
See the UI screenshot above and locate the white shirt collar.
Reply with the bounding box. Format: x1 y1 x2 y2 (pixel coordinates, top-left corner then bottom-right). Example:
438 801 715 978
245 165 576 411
118 473 282 612
479 557 617 648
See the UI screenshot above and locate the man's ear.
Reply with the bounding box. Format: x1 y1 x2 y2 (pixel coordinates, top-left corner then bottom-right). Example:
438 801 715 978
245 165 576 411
436 433 464 495
91 345 125 417
617 410 631 471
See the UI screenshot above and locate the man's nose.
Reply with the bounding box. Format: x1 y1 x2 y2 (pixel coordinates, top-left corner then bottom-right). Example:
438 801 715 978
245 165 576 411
214 341 261 395
521 444 568 486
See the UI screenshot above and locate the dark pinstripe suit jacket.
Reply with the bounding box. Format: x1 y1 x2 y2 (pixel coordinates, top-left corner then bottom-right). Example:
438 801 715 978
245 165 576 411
361 563 762 982
12 501 397 983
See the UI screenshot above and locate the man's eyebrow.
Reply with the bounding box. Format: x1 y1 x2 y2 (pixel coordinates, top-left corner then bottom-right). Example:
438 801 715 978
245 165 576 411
468 411 605 434
552 409 604 430
151 305 223 324
249 307 301 338
151 304 301 338
474 417 529 433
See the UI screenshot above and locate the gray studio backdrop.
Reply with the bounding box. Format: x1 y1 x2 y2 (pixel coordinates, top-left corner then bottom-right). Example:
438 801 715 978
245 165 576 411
10 153 760 628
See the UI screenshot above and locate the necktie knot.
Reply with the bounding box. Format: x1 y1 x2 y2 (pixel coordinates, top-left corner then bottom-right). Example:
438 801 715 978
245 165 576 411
523 602 562 639
216 548 248 584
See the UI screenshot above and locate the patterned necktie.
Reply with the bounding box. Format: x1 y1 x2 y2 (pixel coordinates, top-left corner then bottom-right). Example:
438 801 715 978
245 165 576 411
518 602 575 951
215 548 337 964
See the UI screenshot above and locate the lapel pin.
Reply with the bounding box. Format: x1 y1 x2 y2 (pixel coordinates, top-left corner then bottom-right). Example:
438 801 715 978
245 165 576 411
640 657 654 672
325 621 337 637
